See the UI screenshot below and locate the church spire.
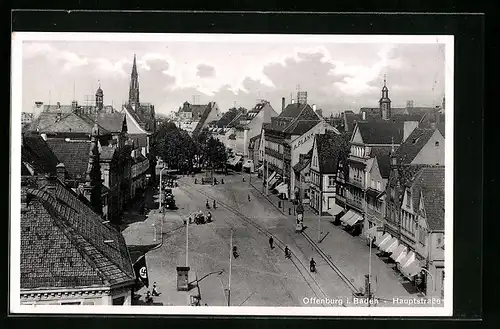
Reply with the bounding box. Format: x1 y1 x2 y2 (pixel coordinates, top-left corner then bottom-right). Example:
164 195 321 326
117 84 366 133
129 54 140 107
380 74 391 120
85 124 102 215
95 79 103 111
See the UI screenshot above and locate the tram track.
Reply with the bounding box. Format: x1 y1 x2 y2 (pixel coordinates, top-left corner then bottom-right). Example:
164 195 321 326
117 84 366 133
177 182 329 304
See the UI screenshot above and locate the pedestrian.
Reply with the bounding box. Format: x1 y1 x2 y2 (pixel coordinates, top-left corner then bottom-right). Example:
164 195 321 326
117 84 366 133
206 199 210 209
248 194 251 202
152 282 161 296
269 236 274 249
310 258 316 273
221 178 224 184
195 178 197 184
213 200 217 209
285 246 291 258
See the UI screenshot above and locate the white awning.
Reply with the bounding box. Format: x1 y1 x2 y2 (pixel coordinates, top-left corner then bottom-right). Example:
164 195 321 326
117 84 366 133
378 235 395 250
400 251 416 267
265 171 276 184
340 210 355 224
374 232 391 247
274 182 285 190
382 238 399 253
328 203 344 216
401 259 422 279
390 245 408 262
277 183 288 194
229 156 242 166
346 211 363 226
257 164 264 171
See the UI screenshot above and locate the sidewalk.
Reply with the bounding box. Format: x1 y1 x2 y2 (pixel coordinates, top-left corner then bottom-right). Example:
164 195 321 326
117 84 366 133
249 176 418 300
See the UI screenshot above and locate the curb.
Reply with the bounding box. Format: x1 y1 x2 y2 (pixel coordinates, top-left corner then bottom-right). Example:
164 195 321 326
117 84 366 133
249 181 288 216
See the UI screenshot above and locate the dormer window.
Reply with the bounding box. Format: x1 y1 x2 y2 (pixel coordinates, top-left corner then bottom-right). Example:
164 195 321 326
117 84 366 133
435 141 440 146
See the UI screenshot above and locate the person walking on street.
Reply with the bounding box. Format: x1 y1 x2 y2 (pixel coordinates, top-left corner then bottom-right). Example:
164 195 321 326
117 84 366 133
310 258 316 273
152 282 161 296
248 194 251 202
269 236 274 249
213 199 217 209
284 246 291 259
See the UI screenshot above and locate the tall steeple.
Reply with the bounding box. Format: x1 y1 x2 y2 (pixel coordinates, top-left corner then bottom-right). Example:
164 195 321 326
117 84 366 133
380 75 392 120
129 54 140 107
95 80 103 112
85 124 102 215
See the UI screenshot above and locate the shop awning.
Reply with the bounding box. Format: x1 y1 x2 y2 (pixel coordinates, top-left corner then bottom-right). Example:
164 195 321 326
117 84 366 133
274 182 285 191
378 235 394 250
328 203 344 216
346 211 363 226
269 175 281 188
340 210 356 224
382 238 399 253
277 184 289 198
399 251 416 267
257 164 264 171
374 233 391 247
401 259 422 279
229 156 242 166
265 171 276 184
390 245 408 262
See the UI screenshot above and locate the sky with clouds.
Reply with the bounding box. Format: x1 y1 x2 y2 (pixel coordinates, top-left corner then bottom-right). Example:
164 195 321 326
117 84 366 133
21 39 446 117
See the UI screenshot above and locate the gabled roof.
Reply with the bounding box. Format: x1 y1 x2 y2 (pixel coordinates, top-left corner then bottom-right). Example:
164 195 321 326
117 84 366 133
284 120 319 135
21 132 60 176
94 113 126 133
393 128 437 164
267 103 320 134
355 121 404 144
193 102 216 136
21 176 134 290
124 103 155 133
411 167 445 230
369 146 392 178
315 132 346 174
46 140 90 181
31 112 111 135
279 103 310 118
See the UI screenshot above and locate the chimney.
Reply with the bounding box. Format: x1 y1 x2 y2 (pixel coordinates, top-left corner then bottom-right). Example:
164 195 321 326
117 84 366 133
291 99 295 104
56 163 65 184
57 102 61 108
430 122 436 130
282 97 285 111
312 104 317 111
40 133 47 141
362 111 366 121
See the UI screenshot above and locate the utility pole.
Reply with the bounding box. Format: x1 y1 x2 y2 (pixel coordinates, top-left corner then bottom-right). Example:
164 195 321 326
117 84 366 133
364 189 373 306
318 192 322 242
266 155 269 196
228 228 233 306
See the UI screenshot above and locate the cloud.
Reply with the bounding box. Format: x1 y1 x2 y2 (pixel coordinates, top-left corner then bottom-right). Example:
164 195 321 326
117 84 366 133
23 42 89 71
196 64 216 78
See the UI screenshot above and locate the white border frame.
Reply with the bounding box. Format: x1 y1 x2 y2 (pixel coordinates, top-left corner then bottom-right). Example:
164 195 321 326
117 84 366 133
10 33 454 317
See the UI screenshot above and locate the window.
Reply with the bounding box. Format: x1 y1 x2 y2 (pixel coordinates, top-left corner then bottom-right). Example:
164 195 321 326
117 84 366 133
406 191 411 208
328 176 335 186
61 301 82 305
435 141 440 146
377 181 381 191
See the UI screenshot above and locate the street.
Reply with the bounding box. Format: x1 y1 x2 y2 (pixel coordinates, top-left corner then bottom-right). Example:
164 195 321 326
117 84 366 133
123 171 427 307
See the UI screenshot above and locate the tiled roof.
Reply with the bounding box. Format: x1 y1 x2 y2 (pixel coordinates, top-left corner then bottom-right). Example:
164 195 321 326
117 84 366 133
94 113 126 133
42 105 74 113
46 140 90 181
193 103 216 136
284 120 319 135
388 164 435 190
369 146 392 178
411 167 445 230
315 132 345 174
393 128 436 165
21 132 60 176
356 121 404 144
129 134 148 149
279 103 309 118
32 112 111 135
125 104 156 133
21 177 134 290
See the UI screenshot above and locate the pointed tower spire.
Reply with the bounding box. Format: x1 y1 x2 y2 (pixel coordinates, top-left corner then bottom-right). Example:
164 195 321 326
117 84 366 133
95 79 103 112
380 74 391 120
85 124 102 215
129 54 140 107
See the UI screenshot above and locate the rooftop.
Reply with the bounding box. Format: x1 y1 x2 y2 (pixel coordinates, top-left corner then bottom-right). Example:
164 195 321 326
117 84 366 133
21 176 134 290
315 132 348 174
411 167 445 230
355 121 404 145
393 128 439 165
21 132 60 176
46 140 91 181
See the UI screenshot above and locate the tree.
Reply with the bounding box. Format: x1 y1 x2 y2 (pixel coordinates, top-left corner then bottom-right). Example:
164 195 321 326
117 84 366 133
204 136 228 170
